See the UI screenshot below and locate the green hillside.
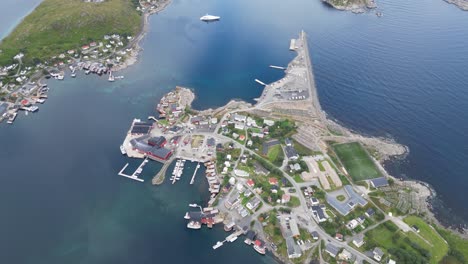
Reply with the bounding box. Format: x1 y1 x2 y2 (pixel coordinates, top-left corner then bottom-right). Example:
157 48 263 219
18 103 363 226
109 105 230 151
0 0 141 66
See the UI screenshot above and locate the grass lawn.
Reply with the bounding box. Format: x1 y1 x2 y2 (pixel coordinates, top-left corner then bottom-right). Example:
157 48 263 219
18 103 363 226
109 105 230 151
435 226 468 264
332 142 381 181
404 216 448 264
366 220 444 264
0 0 141 66
267 145 284 167
287 196 301 208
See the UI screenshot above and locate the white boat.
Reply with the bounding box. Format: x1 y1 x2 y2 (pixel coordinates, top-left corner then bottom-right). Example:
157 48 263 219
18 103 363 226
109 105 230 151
212 241 223 249
7 113 17 124
184 212 190 220
200 14 220 22
187 221 201 229
227 236 238 242
71 72 76 78
108 71 115 82
120 145 126 155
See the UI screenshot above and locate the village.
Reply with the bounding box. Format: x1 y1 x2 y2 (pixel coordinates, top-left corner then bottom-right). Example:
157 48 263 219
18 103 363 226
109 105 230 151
0 0 168 124
116 31 444 264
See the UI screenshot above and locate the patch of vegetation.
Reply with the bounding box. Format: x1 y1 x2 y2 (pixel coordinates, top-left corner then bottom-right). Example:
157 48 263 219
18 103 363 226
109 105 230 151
287 196 301 208
365 221 434 264
336 195 346 202
332 142 381 181
0 0 141 66
267 145 284 167
435 226 468 264
269 119 296 139
403 216 448 263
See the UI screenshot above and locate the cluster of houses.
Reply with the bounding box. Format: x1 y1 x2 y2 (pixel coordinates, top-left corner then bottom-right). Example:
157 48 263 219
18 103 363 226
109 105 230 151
156 88 187 127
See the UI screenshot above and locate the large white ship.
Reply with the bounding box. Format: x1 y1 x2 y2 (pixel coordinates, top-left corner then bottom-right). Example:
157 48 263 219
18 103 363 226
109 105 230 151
200 14 220 22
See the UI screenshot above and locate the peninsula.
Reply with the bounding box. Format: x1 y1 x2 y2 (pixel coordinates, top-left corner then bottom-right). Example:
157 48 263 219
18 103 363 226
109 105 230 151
119 31 468 264
0 0 170 124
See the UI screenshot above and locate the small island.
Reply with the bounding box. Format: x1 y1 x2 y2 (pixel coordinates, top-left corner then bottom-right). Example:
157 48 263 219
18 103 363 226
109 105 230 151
322 0 377 13
119 31 468 264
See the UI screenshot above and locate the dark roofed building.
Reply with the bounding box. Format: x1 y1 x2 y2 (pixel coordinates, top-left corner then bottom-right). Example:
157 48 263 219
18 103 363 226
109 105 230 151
207 137 216 147
370 177 389 188
285 145 299 160
148 136 167 147
148 146 172 160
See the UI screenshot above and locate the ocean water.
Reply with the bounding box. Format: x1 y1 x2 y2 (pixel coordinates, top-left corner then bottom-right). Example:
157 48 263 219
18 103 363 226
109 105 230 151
1 0 468 262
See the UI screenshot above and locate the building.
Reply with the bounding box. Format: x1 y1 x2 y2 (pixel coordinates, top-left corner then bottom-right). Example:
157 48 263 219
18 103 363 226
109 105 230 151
286 237 302 259
281 194 291 204
246 179 255 187
246 197 261 210
285 138 293 146
335 233 343 241
366 208 375 217
263 119 275 126
268 178 279 185
311 231 319 240
347 219 359 230
338 249 353 261
224 192 240 209
311 205 327 222
353 234 365 248
233 114 247 122
388 259 396 264
285 145 299 160
148 136 166 147
373 247 384 261
289 218 300 237
325 243 340 258
310 197 319 205
370 177 389 188
326 185 368 216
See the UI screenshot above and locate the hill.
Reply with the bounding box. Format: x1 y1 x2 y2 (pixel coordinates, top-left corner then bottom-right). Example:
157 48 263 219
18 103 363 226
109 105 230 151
0 0 141 66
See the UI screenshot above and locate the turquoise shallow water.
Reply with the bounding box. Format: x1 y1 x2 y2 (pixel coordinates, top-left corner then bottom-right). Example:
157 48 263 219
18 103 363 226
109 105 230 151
1 0 468 262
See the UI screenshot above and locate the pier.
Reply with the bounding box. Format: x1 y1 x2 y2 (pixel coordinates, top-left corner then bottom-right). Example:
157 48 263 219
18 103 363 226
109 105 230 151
189 162 201 185
118 159 148 182
152 156 175 185
269 65 286 70
212 229 244 249
254 79 267 86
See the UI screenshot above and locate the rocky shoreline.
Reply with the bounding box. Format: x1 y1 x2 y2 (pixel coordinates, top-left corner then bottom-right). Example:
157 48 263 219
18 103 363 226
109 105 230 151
444 0 468 10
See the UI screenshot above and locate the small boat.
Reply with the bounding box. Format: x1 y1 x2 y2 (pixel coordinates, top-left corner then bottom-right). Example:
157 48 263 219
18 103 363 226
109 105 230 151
71 72 76 78
200 14 220 22
108 71 115 82
253 239 266 255
187 221 201 229
7 113 17 124
184 212 190 220
120 145 126 155
212 241 223 249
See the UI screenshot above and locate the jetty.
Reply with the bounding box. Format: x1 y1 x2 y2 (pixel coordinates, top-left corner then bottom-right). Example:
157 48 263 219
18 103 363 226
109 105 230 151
269 65 286 70
254 79 267 86
212 229 244 249
170 159 186 184
152 156 175 185
189 162 201 185
118 159 148 182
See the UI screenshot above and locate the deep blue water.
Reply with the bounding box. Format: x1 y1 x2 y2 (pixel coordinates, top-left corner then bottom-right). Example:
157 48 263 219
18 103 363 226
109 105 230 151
1 0 468 262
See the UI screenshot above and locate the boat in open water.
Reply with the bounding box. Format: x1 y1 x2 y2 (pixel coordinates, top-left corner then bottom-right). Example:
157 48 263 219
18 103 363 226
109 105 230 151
200 14 220 22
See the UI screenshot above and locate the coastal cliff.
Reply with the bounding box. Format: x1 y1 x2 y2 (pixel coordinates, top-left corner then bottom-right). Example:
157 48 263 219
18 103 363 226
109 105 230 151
322 0 377 13
445 0 468 10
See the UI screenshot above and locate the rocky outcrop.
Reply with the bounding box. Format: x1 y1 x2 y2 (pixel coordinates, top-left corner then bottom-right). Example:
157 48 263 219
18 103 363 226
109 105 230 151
322 0 377 13
444 0 468 10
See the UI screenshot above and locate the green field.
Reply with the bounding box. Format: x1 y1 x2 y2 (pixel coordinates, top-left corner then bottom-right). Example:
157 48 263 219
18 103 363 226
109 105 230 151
435 226 468 264
0 0 141 66
365 221 433 263
403 216 448 263
267 145 284 167
332 142 381 181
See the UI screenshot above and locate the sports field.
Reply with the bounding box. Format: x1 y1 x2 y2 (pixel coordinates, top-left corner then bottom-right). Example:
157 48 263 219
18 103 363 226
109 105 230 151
332 142 381 181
